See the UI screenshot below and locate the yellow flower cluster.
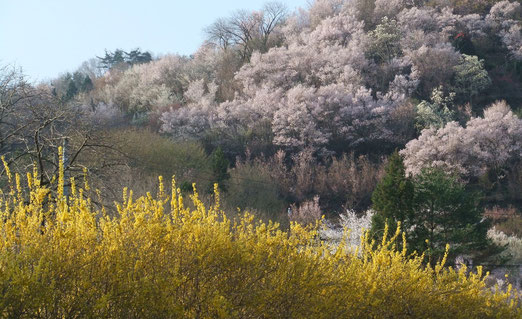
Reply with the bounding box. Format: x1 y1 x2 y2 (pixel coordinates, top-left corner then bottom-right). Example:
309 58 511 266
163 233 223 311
0 150 519 318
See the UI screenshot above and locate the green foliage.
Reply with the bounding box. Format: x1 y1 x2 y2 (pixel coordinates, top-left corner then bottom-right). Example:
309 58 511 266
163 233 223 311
80 75 94 92
97 48 152 70
371 151 415 238
64 80 78 101
411 168 492 262
225 159 287 222
126 48 153 65
452 32 476 55
54 71 94 101
210 146 230 192
114 128 211 188
98 48 126 69
415 87 457 130
201 120 276 163
453 54 491 106
372 155 493 262
367 17 402 63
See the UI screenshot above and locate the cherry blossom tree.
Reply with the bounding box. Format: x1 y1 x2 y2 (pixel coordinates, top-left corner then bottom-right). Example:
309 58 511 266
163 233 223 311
486 1 522 60
406 43 460 96
160 0 522 156
401 101 522 178
160 79 219 139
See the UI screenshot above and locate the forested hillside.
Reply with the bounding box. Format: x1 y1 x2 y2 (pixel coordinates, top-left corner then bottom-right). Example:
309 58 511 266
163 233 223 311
1 0 522 315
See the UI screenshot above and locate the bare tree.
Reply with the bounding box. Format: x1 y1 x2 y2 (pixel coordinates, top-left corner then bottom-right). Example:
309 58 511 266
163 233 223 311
205 2 287 62
0 65 127 196
205 18 235 51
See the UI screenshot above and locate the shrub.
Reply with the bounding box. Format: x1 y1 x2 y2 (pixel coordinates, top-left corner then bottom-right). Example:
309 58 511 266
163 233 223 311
316 153 385 211
0 153 520 318
496 215 522 238
289 196 322 226
225 158 287 222
320 209 374 251
487 227 522 291
210 146 230 192
485 206 522 238
78 128 213 207
113 128 211 188
488 227 522 264
224 151 384 216
284 151 385 211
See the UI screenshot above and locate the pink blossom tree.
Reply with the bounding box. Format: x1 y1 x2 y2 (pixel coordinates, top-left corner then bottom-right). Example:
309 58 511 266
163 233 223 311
401 101 522 178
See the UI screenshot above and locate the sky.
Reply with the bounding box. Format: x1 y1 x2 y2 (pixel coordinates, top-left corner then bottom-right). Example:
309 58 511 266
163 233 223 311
0 0 309 82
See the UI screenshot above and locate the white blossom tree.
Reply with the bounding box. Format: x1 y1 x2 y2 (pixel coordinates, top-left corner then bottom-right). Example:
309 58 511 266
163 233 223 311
486 1 522 60
406 43 460 96
401 101 522 178
159 0 522 156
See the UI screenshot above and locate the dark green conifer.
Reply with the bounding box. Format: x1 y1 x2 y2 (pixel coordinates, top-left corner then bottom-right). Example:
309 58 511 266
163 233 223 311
210 147 230 192
371 150 414 238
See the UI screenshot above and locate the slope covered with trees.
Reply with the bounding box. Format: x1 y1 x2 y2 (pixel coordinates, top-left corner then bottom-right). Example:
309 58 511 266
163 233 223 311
1 0 522 307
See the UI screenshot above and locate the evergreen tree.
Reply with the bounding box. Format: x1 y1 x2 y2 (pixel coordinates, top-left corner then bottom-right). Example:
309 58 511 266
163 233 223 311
64 80 78 101
72 71 84 89
126 49 152 65
98 48 152 70
97 49 126 70
80 76 94 93
111 49 126 66
371 150 414 238
138 51 152 64
97 50 114 70
372 156 493 263
210 147 230 192
410 168 492 263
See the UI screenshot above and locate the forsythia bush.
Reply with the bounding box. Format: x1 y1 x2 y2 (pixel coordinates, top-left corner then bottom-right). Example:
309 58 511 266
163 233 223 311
0 150 520 318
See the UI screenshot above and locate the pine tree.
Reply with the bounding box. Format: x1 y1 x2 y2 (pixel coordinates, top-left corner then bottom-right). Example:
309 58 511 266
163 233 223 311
97 49 127 70
411 168 492 263
371 150 415 238
80 76 94 93
372 154 494 263
126 49 152 65
210 147 230 192
64 80 78 101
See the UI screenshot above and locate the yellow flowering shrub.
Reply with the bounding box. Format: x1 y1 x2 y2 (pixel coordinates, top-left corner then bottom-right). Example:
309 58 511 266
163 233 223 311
0 150 520 318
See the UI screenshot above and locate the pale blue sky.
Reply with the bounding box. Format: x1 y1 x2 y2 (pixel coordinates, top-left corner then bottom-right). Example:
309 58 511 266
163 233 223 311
0 0 308 82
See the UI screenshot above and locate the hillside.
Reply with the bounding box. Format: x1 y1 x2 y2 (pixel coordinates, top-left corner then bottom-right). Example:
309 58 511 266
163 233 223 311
1 0 522 316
